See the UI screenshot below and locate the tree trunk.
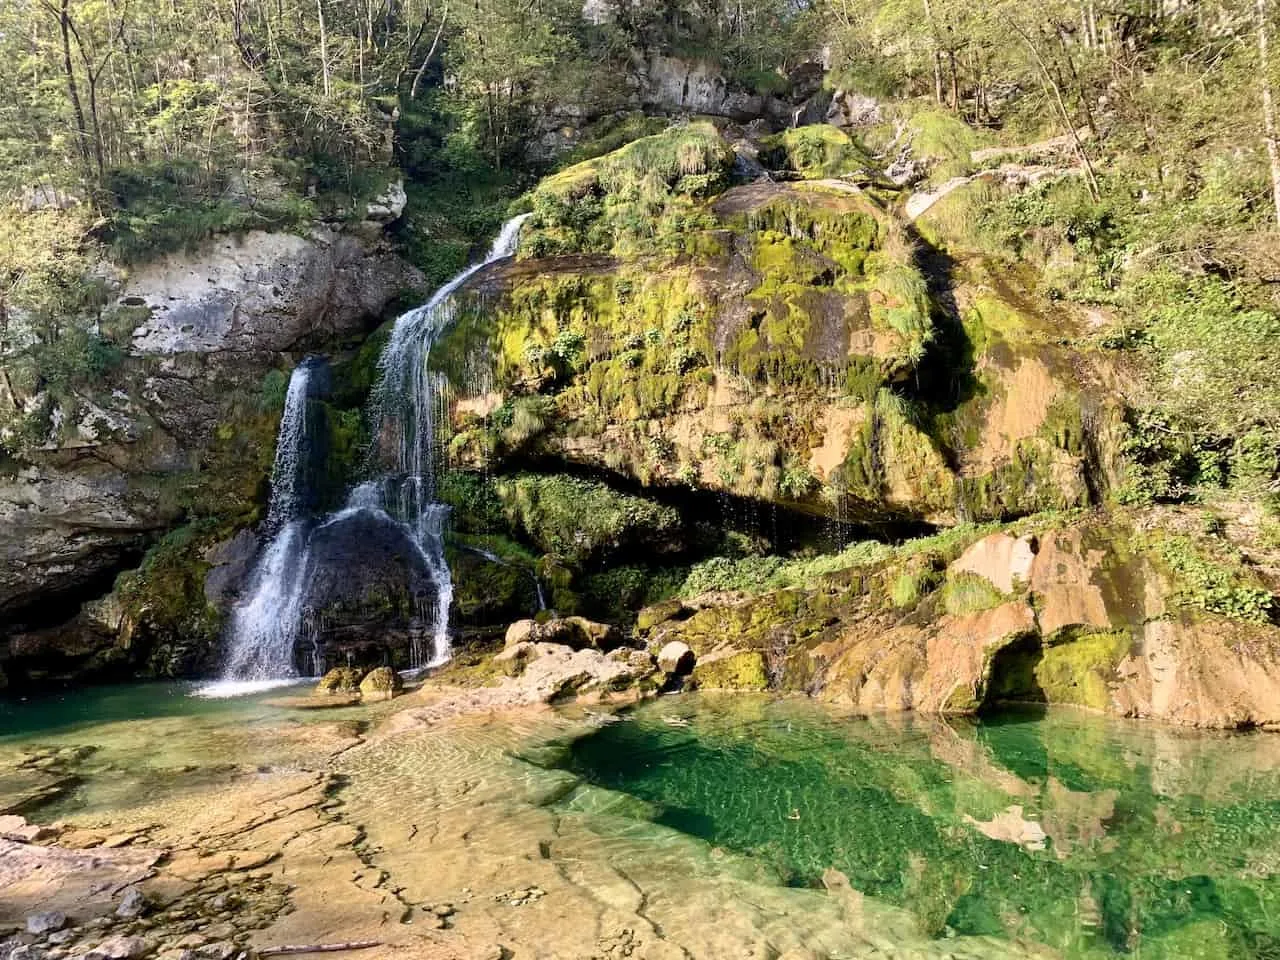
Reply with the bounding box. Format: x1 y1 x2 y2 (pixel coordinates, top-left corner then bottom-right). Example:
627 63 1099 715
317 0 331 97
409 3 448 99
1258 0 1280 228
922 0 944 105
1012 21 1101 200
53 0 93 176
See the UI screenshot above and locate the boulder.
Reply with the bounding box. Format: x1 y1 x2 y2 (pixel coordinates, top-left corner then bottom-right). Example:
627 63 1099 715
364 179 407 224
540 617 623 652
316 667 364 695
503 617 622 652
87 936 149 960
656 641 695 676
505 620 536 649
358 666 403 702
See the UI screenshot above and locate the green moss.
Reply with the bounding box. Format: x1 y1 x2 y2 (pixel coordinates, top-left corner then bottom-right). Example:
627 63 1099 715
1147 534 1277 624
866 260 933 370
941 571 1007 616
521 122 734 257
113 522 223 672
494 473 684 570
692 650 769 691
758 126 874 180
1036 630 1132 710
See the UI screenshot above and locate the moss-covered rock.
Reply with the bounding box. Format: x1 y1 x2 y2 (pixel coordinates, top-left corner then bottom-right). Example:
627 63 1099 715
317 667 364 694
691 650 768 691
358 665 403 701
641 509 1280 728
441 126 1120 530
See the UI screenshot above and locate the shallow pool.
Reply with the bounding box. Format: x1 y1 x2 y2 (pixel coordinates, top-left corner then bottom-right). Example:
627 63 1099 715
552 695 1280 958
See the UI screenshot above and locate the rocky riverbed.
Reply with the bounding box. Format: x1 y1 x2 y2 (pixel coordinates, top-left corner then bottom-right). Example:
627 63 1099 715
1 669 1076 960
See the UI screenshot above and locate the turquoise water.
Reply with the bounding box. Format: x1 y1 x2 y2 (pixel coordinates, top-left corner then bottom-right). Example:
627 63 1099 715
0 681 306 740
553 695 1280 959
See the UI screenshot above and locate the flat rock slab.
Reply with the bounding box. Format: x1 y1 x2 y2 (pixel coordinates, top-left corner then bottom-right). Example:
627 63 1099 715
0 837 161 926
261 695 362 710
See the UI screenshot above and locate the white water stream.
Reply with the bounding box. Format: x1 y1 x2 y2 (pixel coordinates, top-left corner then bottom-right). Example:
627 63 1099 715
197 216 528 697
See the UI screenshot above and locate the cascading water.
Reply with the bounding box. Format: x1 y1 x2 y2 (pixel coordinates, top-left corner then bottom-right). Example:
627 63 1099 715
351 213 530 668
197 217 528 695
197 359 321 697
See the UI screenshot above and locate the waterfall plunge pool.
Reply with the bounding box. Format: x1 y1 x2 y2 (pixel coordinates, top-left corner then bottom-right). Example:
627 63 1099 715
536 695 1280 958
4 687 1280 957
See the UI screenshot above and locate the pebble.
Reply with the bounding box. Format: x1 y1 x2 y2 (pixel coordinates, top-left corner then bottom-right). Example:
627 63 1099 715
27 913 67 936
431 903 454 918
194 942 236 960
86 936 149 960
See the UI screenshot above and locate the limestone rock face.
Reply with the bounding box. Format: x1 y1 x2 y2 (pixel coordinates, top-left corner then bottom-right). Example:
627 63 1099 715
640 514 1280 729
2 227 425 689
125 227 422 355
951 534 1037 595
826 89 882 129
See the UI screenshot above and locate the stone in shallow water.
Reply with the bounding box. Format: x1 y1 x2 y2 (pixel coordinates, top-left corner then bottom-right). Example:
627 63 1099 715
27 912 66 935
115 888 148 920
358 667 402 702
86 936 149 960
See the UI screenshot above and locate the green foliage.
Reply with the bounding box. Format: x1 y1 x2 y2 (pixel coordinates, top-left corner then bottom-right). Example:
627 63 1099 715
494 473 683 569
437 472 507 533
580 565 685 625
759 126 873 180
1154 536 1277 625
259 369 289 413
521 122 734 257
113 522 222 658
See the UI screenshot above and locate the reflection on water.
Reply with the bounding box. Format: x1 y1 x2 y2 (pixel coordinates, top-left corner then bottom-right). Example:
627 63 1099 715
554 696 1280 958
7 685 1280 958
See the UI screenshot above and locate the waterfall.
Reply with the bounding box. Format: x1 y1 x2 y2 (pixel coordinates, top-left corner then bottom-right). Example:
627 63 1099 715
197 216 528 695
197 359 320 698
354 213 529 668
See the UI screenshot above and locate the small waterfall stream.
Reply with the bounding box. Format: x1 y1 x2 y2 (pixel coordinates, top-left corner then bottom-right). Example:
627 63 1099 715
198 359 321 697
198 217 527 696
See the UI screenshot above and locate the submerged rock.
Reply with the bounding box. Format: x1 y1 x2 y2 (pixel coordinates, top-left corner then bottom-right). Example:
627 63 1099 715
26 911 66 935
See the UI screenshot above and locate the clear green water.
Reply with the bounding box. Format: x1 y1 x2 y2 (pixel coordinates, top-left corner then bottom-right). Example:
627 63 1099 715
0 682 294 741
553 695 1280 959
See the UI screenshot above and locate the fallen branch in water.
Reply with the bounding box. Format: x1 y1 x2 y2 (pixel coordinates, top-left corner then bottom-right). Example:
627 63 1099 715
258 942 382 957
